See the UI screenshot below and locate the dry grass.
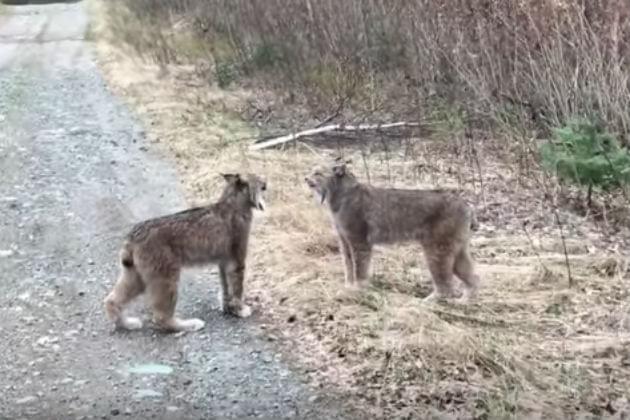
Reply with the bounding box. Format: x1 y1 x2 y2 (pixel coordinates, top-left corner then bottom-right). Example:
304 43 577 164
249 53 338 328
90 1 630 418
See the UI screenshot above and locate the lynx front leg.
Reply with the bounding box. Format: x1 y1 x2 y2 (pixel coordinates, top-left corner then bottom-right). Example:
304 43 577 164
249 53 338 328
352 242 373 288
338 235 356 286
218 263 230 314
224 259 252 318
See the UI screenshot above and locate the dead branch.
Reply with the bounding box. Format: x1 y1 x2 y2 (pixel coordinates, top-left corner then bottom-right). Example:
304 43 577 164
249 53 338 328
250 121 421 151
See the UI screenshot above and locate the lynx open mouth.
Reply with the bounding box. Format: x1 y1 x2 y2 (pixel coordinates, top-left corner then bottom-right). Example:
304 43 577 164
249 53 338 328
304 177 316 188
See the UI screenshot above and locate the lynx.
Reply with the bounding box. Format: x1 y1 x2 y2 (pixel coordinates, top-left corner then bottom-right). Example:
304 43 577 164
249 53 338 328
103 173 267 332
305 160 479 302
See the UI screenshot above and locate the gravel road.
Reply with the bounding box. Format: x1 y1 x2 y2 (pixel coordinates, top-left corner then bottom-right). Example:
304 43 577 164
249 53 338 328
0 2 358 419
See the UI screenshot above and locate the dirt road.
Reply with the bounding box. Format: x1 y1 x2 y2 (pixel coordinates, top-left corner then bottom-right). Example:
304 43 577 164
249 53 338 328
0 2 357 419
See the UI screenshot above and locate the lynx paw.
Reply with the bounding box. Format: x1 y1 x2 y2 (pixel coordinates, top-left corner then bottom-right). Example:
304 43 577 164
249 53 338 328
345 281 368 291
178 318 206 332
455 290 478 305
423 292 438 303
234 304 252 318
423 292 450 303
118 316 143 330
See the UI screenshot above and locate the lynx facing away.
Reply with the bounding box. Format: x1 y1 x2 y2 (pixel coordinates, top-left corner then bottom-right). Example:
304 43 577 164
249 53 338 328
305 160 480 302
104 173 267 332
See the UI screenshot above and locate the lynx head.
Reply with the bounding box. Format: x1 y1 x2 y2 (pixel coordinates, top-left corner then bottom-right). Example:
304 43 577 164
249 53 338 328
221 173 267 211
304 157 355 204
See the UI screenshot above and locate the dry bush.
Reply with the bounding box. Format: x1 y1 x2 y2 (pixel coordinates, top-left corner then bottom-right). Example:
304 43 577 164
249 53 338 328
108 0 630 140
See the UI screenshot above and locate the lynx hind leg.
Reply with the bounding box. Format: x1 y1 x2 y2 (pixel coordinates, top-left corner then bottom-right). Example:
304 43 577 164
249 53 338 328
103 266 145 330
422 247 460 302
148 273 205 332
223 260 251 318
453 245 480 303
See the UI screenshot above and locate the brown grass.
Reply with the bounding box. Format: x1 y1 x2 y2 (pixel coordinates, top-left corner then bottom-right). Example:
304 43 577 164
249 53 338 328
90 1 630 418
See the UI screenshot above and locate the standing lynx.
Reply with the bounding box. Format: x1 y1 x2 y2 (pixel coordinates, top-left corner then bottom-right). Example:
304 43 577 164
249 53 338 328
103 173 267 332
305 160 479 302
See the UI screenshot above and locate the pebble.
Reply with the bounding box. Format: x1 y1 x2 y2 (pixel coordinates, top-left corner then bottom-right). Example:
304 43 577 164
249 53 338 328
16 396 37 405
36 336 59 346
134 389 162 399
0 250 14 258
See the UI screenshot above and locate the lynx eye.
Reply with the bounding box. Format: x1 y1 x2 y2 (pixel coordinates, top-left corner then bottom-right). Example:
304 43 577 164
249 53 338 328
261 184 267 191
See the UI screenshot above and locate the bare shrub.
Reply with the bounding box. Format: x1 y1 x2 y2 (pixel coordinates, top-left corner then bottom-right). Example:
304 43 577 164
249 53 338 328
108 0 630 140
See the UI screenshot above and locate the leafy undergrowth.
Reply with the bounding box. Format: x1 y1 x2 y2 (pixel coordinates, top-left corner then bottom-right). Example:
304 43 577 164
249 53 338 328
90 3 630 419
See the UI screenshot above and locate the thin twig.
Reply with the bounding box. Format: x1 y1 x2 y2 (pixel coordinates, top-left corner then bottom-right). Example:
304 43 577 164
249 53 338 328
314 96 347 128
553 207 574 287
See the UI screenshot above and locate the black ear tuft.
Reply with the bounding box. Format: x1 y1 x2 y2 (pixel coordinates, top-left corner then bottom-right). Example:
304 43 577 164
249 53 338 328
221 173 242 185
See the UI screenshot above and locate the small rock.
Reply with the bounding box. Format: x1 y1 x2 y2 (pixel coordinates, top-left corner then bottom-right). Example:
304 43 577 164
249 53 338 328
0 249 14 258
16 396 37 405
69 127 88 136
64 330 79 338
36 336 59 346
166 406 179 412
111 408 120 416
134 389 162 399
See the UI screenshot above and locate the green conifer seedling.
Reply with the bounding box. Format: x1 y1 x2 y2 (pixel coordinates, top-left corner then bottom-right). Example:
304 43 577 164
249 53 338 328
540 119 630 206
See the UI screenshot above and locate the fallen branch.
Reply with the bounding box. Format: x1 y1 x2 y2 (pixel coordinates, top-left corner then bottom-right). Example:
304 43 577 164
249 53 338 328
250 121 421 151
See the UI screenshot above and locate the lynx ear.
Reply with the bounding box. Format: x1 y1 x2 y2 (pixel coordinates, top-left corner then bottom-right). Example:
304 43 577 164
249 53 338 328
333 164 346 177
221 173 242 184
332 156 352 177
334 156 352 164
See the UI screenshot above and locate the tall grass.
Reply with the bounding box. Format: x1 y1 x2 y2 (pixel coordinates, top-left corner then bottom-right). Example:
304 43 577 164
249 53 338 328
108 0 630 140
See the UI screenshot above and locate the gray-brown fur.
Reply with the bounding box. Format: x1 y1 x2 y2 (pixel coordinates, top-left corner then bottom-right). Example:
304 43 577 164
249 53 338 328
305 160 480 302
104 173 267 332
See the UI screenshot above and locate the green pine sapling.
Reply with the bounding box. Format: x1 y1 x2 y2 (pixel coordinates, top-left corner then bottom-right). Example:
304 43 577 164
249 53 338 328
540 119 630 207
